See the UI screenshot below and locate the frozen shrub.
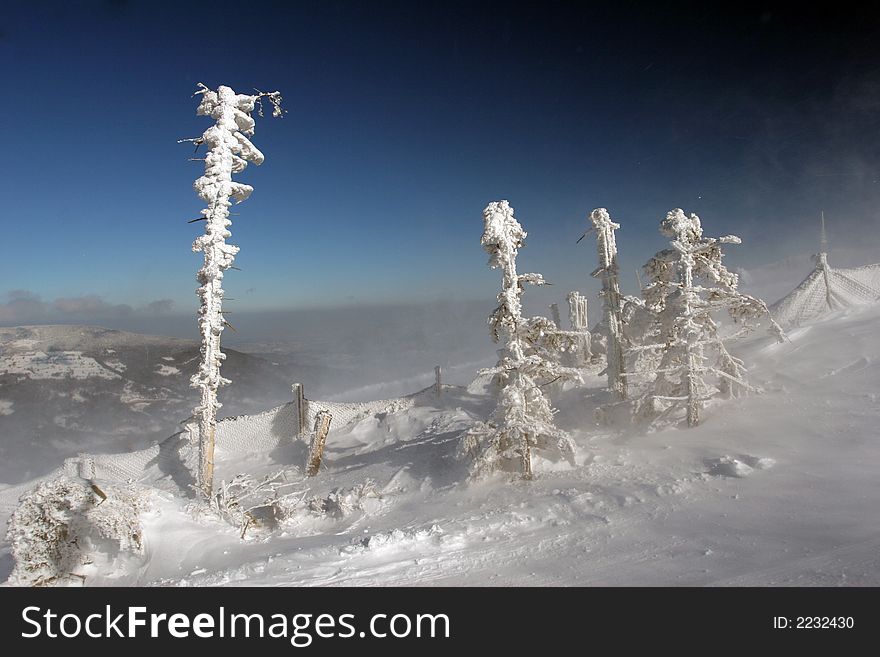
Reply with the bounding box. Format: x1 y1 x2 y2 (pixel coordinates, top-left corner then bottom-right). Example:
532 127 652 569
6 477 147 586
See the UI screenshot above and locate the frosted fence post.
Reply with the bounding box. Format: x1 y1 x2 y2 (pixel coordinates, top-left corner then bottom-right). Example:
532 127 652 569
521 433 533 480
567 290 592 364
77 454 96 480
306 410 332 477
292 383 307 438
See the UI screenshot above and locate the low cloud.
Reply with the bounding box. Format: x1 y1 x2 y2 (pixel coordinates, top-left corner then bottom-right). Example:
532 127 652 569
0 290 47 323
143 298 175 314
0 291 175 325
52 295 132 317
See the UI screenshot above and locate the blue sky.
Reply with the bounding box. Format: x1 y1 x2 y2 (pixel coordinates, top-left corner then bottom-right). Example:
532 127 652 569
2 1 880 326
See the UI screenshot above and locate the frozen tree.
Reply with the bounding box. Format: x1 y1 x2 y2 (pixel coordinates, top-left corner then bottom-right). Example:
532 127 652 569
588 208 627 400
186 83 284 499
459 201 580 479
633 209 785 427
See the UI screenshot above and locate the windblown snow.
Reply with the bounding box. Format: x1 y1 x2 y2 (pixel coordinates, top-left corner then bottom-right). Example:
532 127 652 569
2 301 880 586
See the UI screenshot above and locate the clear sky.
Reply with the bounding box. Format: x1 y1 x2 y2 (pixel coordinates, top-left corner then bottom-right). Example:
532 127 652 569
2 1 880 326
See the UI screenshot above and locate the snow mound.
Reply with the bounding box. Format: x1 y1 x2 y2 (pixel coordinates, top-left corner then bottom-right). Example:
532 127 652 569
705 455 775 478
343 524 445 554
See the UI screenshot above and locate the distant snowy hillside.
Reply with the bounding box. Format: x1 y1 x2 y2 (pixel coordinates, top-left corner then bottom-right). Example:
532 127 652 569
0 326 296 484
3 303 879 586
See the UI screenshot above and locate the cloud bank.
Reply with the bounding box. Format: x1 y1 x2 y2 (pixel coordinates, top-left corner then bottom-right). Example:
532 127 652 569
0 291 175 325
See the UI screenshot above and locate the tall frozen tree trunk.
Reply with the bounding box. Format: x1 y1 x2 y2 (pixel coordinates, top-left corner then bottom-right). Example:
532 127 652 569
589 208 626 400
680 251 701 426
188 84 283 499
492 209 531 473
193 89 236 499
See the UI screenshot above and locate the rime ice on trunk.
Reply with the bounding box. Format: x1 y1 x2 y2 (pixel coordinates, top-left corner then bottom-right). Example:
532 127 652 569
188 84 283 498
589 208 626 400
459 201 580 479
635 209 785 427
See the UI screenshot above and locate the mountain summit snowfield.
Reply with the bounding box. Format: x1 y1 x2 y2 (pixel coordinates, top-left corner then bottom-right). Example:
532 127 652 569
2 300 879 586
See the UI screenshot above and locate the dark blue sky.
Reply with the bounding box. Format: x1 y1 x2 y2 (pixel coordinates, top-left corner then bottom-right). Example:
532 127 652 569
2 1 880 325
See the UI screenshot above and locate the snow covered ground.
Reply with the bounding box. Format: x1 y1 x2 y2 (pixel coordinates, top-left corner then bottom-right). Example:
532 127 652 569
3 301 879 586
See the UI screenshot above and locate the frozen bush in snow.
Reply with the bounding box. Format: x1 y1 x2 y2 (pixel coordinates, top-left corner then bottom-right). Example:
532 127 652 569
187 83 283 499
6 477 147 586
214 472 380 537
632 209 785 427
214 470 306 537
460 201 580 479
303 481 383 520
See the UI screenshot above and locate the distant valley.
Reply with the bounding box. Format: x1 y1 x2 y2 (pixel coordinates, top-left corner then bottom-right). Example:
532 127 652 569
0 325 298 484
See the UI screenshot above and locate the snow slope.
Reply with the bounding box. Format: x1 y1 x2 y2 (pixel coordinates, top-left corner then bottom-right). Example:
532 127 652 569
2 304 880 586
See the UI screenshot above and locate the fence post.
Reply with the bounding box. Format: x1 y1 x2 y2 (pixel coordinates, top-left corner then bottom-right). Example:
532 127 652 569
435 365 442 396
306 410 332 477
292 383 307 438
567 291 592 364
77 454 96 480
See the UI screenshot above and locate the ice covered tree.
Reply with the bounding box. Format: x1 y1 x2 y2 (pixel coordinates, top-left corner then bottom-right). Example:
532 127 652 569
186 84 283 498
588 208 627 400
459 201 580 479
633 209 785 427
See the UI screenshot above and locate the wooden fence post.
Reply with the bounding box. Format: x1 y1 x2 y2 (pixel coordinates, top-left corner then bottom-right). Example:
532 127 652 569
306 410 332 477
435 365 442 396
